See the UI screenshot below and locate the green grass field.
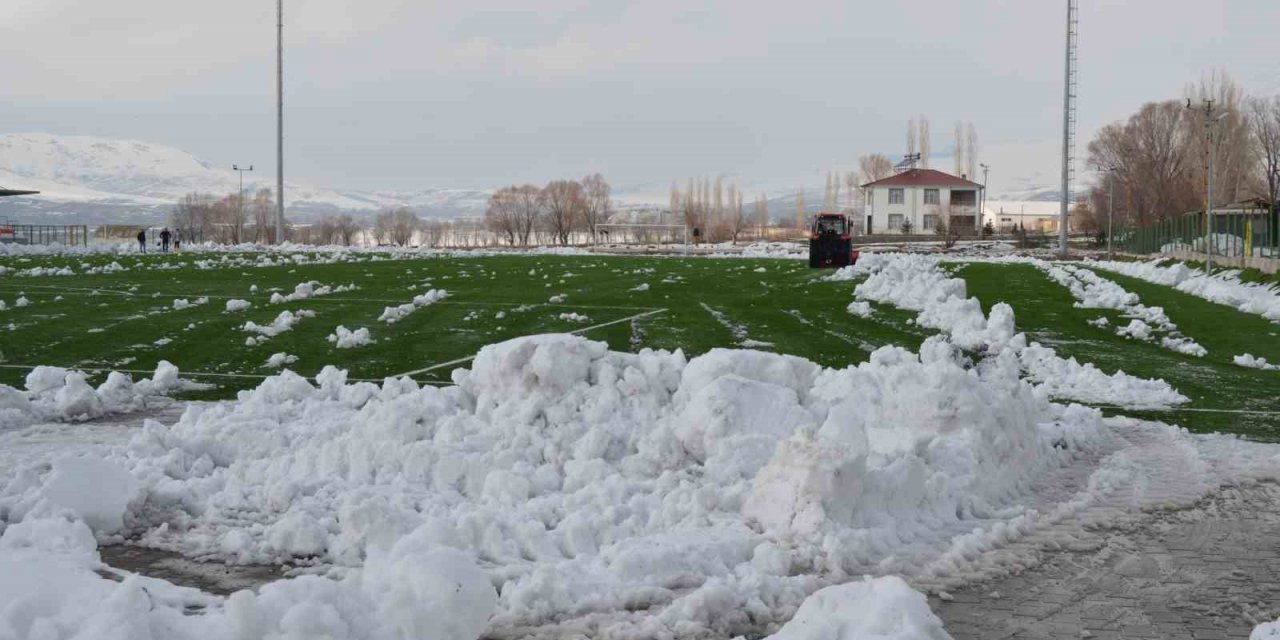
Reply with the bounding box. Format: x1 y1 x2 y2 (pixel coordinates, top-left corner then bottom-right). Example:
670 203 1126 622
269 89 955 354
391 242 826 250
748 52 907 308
1 250 1277 439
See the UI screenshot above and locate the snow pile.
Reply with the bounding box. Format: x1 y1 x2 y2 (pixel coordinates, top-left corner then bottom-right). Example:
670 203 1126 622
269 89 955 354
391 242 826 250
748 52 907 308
846 301 873 317
36 333 1137 637
1091 259 1280 322
264 352 299 368
763 576 951 640
378 288 449 323
327 325 375 348
1040 263 1206 356
171 297 208 310
0 361 183 430
15 296 31 307
1255 618 1280 639
0 515 496 640
242 309 315 344
557 312 590 323
1233 353 1280 371
849 253 1187 409
269 281 358 304
630 283 651 292
225 298 252 312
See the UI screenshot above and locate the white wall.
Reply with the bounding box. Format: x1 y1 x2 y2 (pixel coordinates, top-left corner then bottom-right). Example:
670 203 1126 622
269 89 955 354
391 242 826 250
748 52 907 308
867 186 972 235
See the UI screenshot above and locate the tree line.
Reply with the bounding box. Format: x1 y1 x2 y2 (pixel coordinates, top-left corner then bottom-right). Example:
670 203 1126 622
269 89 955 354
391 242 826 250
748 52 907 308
1084 71 1280 230
482 174 612 246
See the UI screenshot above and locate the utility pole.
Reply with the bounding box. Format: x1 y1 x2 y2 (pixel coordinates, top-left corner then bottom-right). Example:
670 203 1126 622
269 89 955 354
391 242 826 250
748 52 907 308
275 0 285 245
980 163 990 234
1187 98 1227 275
1059 0 1079 257
234 164 253 242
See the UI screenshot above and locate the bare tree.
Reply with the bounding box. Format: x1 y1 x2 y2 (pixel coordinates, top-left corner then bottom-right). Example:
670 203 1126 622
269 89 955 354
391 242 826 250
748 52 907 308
906 116 918 158
843 172 858 212
390 207 419 246
1248 96 1280 242
754 194 768 238
251 189 273 243
580 173 611 242
795 189 806 231
421 219 447 248
954 122 966 176
512 184 542 245
333 214 360 246
484 187 518 245
540 180 584 245
172 192 215 244
1088 101 1195 224
1185 70 1251 205
669 180 681 223
858 154 894 184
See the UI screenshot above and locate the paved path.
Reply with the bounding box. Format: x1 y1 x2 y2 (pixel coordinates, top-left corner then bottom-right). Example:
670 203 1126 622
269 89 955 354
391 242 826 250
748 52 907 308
931 481 1280 639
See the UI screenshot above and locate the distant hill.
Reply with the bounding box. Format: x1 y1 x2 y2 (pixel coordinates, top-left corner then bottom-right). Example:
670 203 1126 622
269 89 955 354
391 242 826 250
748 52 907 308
0 133 490 224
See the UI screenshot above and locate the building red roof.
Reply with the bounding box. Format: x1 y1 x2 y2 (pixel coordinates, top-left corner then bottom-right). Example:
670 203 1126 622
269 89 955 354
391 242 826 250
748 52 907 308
861 168 983 189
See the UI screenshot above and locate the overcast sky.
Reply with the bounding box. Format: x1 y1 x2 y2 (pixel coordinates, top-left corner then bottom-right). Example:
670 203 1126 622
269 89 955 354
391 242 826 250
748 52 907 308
3 0 1278 197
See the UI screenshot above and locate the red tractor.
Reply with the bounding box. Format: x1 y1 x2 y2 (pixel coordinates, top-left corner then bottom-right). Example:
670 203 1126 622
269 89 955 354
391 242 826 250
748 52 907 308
808 213 859 268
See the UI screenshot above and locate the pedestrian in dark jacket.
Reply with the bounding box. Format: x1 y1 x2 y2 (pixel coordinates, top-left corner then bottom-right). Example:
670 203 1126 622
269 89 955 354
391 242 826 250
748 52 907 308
137 229 146 253
160 228 172 253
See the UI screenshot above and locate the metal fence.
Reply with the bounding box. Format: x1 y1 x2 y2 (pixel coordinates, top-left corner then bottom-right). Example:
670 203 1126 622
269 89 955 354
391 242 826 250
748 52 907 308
0 223 91 246
1112 212 1277 257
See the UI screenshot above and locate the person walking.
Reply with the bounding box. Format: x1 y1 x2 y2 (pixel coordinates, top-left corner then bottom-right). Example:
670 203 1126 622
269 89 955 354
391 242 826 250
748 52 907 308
174 230 182 251
136 229 146 253
160 228 172 253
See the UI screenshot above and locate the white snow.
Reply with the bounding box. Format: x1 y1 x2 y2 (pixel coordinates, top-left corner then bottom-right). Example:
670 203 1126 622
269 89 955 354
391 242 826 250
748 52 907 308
1091 258 1280 322
1233 353 1280 371
630 283 651 292
378 289 448 323
0 361 182 431
265 352 299 368
1255 618 1280 639
557 312 591 323
327 325 375 348
35 455 140 534
1039 263 1206 356
763 576 951 640
225 299 252 312
15 296 30 308
242 309 315 339
846 301 873 318
848 253 1188 409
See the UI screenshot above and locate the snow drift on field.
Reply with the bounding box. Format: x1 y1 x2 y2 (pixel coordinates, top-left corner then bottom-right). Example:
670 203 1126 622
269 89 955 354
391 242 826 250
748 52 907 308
1234 353 1280 371
1038 263 1206 356
763 576 951 640
1090 259 1280 321
848 253 1187 409
0 361 183 431
378 288 448 323
0 331 1134 638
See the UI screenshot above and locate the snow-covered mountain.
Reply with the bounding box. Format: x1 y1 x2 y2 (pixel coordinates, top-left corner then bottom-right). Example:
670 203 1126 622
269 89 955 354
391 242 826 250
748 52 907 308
0 133 491 224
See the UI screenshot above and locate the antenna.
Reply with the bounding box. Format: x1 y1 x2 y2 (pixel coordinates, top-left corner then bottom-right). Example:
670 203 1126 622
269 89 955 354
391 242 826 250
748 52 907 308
1058 0 1078 256
895 153 922 172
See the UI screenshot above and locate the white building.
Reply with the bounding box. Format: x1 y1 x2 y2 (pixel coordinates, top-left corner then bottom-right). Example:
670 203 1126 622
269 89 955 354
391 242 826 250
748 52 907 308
861 169 984 235
983 201 1063 234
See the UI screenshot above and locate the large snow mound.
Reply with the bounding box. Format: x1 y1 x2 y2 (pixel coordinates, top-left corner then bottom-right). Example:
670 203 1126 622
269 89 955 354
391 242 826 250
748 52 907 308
0 361 184 431
1090 258 1280 322
848 253 1188 410
763 576 952 640
0 332 1131 637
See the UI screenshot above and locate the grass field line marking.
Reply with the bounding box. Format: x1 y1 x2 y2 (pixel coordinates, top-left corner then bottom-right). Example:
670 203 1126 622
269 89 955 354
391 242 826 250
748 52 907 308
0 285 661 311
388 307 669 379
1096 405 1280 416
0 283 140 296
0 363 450 385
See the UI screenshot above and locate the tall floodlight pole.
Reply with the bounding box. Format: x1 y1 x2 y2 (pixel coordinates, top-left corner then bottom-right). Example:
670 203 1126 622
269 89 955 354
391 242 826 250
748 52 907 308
1058 0 1079 257
275 0 285 245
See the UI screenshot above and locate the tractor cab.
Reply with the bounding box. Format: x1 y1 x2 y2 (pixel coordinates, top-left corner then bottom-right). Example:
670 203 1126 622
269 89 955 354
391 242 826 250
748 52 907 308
808 213 858 268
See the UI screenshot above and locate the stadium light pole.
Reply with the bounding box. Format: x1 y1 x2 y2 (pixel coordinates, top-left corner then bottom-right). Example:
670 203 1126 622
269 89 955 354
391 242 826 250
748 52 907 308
275 0 285 245
1187 98 1228 275
234 164 253 241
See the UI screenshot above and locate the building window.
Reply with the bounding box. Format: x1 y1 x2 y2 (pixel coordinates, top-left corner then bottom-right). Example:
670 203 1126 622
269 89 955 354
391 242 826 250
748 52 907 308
888 214 904 231
888 188 904 205
922 214 937 231
923 189 939 205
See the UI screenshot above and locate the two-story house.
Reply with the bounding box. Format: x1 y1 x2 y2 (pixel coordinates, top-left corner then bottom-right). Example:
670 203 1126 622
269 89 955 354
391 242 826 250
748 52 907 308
861 169 984 235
